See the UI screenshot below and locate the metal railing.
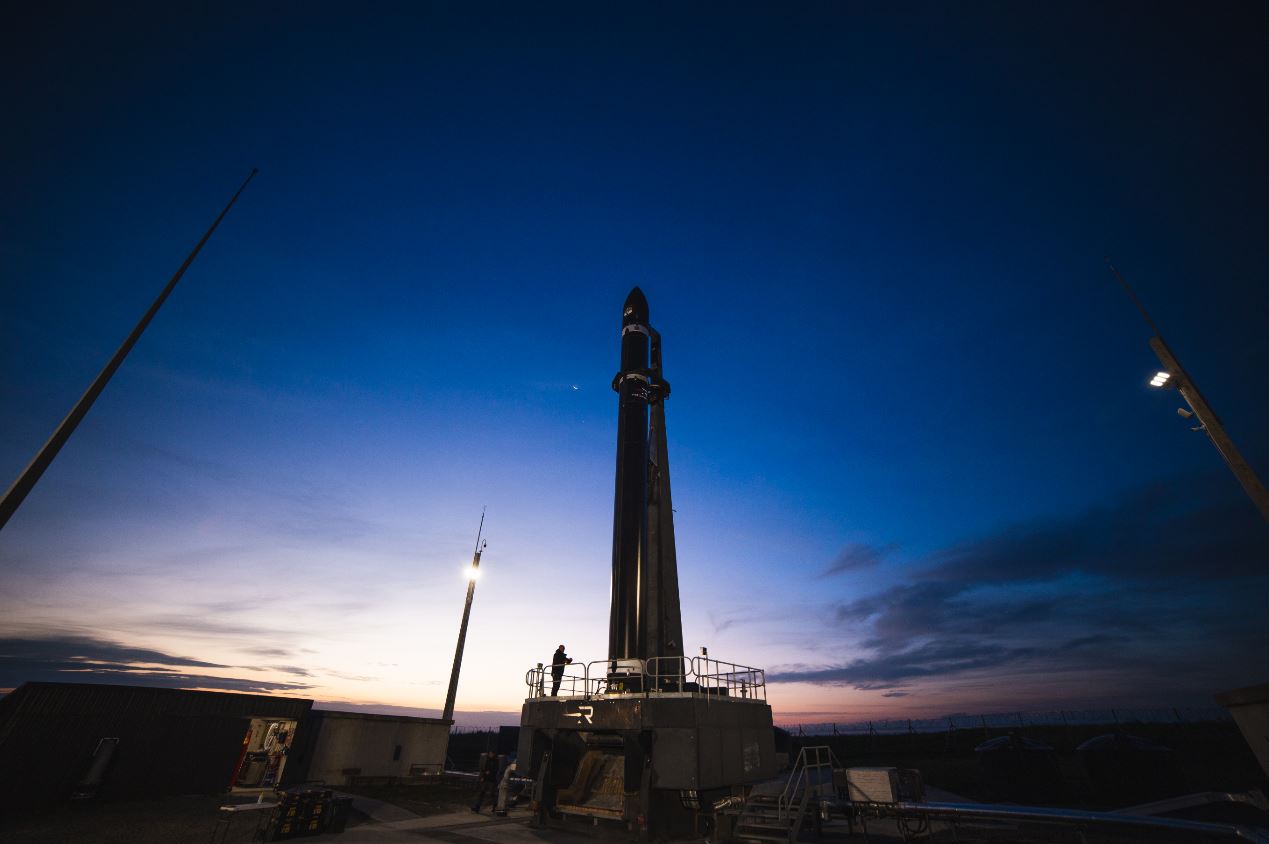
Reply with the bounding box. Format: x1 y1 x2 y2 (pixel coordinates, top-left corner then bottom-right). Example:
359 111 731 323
524 655 766 702
525 662 589 698
778 745 838 820
695 656 766 700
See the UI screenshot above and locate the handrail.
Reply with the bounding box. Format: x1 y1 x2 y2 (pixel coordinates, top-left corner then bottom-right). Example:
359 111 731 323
646 656 688 693
692 657 765 700
525 661 589 698
584 658 646 696
778 746 835 820
523 654 766 701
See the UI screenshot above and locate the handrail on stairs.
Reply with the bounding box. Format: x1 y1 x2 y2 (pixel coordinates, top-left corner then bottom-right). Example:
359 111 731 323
777 745 837 821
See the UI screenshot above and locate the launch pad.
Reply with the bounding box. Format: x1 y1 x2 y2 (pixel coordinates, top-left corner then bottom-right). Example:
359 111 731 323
519 658 776 830
518 289 778 838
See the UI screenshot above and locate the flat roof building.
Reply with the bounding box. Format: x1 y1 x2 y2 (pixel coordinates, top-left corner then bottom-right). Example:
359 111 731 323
0 682 451 805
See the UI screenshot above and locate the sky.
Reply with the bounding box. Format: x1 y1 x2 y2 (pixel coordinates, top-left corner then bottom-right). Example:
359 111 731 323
2 2 1267 728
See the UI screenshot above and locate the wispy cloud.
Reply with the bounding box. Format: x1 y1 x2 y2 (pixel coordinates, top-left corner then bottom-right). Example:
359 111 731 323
773 470 1269 703
269 665 313 677
243 646 293 658
0 635 312 695
0 635 229 670
769 640 1037 688
822 542 895 576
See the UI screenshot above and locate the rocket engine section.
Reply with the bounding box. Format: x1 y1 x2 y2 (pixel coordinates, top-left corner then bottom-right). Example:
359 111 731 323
517 288 777 838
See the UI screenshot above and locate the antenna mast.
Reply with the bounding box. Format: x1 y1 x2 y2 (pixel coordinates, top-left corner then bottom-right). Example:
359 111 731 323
0 169 259 532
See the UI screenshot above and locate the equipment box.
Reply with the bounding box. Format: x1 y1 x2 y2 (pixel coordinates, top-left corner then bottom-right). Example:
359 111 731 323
844 767 900 804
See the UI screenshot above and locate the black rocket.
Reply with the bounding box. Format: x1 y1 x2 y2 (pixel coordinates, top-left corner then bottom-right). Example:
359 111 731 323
608 287 685 668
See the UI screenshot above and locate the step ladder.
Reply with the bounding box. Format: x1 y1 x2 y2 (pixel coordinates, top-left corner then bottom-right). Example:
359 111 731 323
735 746 837 844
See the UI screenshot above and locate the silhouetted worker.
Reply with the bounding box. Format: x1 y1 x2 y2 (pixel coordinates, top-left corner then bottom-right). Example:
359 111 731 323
551 644 572 696
471 751 498 813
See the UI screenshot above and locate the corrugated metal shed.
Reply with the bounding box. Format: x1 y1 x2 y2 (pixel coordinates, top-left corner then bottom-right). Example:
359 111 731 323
0 682 313 805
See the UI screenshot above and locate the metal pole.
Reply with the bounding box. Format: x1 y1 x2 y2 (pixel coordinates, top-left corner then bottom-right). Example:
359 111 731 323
1109 262 1269 523
1150 336 1269 523
0 169 259 532
442 510 487 723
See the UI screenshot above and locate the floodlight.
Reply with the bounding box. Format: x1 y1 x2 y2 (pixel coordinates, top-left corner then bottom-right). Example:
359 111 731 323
1149 371 1171 387
466 566 481 580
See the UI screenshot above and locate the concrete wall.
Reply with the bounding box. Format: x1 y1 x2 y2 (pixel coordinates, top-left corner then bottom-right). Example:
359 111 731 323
300 710 450 785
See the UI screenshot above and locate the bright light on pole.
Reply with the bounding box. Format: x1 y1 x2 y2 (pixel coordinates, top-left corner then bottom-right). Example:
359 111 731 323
443 510 487 726
1111 261 1269 523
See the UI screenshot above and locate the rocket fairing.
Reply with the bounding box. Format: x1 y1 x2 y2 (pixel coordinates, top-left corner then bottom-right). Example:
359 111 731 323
607 287 684 666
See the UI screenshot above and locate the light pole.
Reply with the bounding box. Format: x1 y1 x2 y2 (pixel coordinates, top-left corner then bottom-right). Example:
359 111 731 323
1146 335 1269 522
442 511 487 725
1111 263 1269 523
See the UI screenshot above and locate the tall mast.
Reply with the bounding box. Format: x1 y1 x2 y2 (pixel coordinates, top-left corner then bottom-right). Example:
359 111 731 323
0 169 259 533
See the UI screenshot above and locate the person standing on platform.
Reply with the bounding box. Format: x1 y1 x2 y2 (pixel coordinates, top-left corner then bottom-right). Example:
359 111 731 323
551 645 572 696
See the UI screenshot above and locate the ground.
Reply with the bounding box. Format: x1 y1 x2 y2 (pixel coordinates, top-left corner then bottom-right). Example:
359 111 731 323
342 778 483 818
0 792 355 843
0 781 512 844
3 755 1265 843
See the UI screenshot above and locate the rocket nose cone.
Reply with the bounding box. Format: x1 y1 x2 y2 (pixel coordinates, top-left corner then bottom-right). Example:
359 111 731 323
623 287 649 323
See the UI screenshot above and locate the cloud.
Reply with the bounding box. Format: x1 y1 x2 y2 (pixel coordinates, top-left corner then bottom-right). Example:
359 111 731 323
1062 634 1130 650
710 609 752 633
325 670 377 683
769 640 1036 689
243 646 293 658
269 665 313 676
0 635 312 695
782 470 1269 702
823 543 895 576
0 636 229 670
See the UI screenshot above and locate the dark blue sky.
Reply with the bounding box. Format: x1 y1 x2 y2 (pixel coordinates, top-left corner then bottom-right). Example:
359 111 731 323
2 3 1266 720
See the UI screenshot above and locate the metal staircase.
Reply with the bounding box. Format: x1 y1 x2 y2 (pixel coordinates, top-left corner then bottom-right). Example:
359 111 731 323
735 746 837 843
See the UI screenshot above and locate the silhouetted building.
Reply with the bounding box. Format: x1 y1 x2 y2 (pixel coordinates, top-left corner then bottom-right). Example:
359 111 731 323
0 682 450 804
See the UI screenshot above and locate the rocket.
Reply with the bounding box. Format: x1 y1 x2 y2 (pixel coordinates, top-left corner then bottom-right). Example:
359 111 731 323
608 287 685 669
517 290 778 836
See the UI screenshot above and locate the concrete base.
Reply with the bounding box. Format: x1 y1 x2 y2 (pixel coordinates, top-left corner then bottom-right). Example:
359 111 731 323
518 694 776 838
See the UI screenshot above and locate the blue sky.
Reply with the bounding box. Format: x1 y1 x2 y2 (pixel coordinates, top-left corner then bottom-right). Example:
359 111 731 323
2 3 1267 724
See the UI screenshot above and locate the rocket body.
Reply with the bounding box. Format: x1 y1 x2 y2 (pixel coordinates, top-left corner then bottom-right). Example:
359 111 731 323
607 288 684 666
